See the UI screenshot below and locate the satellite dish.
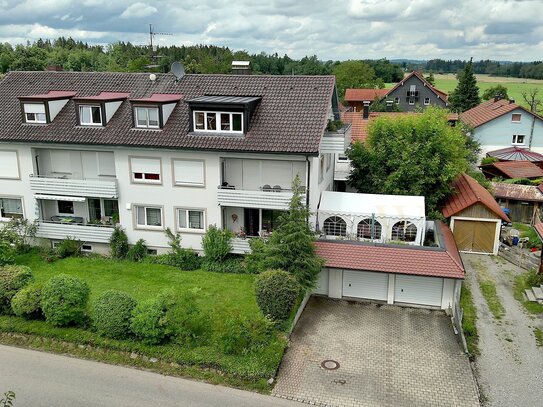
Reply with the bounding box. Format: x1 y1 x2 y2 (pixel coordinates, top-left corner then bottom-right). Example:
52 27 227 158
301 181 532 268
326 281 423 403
171 62 185 80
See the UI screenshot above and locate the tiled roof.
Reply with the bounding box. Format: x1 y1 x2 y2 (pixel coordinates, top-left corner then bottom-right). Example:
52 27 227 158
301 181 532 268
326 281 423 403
386 71 448 101
485 160 543 179
0 71 335 154
73 92 130 101
460 98 543 128
492 182 543 202
344 88 388 102
487 147 543 163
442 173 510 222
341 111 416 143
130 93 183 103
315 222 464 279
19 90 77 100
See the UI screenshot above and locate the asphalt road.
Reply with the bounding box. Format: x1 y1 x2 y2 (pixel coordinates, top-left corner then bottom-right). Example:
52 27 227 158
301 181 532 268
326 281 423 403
0 344 301 407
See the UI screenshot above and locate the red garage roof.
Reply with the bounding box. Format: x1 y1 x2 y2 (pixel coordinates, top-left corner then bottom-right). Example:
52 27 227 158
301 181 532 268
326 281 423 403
344 88 389 102
485 160 543 179
315 223 464 279
442 173 510 222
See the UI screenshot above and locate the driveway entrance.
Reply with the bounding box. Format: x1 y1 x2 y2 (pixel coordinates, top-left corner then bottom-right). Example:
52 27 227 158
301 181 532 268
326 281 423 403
273 297 479 407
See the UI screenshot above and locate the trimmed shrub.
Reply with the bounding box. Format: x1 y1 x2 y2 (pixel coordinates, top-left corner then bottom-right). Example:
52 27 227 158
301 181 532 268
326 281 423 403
11 284 43 319
127 239 148 262
130 291 174 345
110 227 129 259
216 313 274 355
165 289 209 345
41 274 90 327
56 237 82 258
0 265 33 314
255 269 300 322
93 290 137 339
202 226 233 263
0 241 15 267
147 249 201 271
202 256 245 274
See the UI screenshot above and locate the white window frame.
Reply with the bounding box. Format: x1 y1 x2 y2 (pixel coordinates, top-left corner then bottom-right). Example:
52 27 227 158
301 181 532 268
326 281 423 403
408 98 415 105
176 207 206 233
79 105 103 126
0 196 24 221
23 103 47 124
134 205 163 230
394 97 400 104
512 134 526 145
511 113 522 123
193 110 243 133
129 156 162 184
172 159 205 187
81 244 93 253
424 97 430 106
134 106 160 129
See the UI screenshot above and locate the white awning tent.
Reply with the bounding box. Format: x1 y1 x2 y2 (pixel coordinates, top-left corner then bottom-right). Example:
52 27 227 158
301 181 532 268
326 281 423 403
34 194 86 202
318 191 426 245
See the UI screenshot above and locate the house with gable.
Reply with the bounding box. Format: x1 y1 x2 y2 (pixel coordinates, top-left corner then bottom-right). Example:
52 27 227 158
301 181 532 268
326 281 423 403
460 97 543 160
0 69 350 255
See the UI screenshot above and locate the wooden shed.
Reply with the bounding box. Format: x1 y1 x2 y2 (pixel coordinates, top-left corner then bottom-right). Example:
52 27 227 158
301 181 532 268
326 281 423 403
442 173 510 255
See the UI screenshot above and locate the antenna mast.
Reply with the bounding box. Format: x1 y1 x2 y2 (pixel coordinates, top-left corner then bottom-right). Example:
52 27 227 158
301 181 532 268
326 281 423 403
147 24 173 69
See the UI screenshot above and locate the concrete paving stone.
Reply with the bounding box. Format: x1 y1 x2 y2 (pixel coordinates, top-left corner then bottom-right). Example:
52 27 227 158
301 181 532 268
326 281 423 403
273 297 479 407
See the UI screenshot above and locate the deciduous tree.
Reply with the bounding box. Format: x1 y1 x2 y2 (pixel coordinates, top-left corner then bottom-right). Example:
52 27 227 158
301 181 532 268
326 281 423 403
482 85 509 101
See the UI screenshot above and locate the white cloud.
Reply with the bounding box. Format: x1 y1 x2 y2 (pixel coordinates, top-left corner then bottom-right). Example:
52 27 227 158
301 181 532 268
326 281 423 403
120 2 157 19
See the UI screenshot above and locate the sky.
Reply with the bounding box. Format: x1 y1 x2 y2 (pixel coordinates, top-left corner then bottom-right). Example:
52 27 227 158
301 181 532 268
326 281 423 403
0 0 541 61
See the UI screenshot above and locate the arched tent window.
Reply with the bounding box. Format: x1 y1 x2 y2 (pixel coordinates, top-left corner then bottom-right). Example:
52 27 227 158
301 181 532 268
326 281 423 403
323 216 347 237
391 221 417 242
357 218 382 240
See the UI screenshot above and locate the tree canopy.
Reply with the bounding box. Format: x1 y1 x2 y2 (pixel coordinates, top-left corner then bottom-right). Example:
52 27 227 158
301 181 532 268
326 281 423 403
482 85 509 101
448 58 481 112
347 107 472 217
332 60 379 99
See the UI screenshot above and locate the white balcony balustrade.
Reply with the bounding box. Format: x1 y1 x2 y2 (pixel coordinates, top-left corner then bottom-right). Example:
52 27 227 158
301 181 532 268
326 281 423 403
35 221 115 244
30 175 119 198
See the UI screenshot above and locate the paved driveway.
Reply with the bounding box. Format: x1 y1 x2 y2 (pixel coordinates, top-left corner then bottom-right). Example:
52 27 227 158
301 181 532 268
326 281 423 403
273 297 479 407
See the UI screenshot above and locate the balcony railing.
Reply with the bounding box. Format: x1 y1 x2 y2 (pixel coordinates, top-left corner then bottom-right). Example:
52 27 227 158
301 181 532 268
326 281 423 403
217 186 304 210
30 175 119 198
320 123 352 153
35 221 115 244
230 237 252 254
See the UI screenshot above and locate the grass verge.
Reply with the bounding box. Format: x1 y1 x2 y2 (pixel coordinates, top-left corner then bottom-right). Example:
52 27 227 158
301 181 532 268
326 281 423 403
534 328 543 347
472 260 506 320
513 271 543 314
460 283 479 356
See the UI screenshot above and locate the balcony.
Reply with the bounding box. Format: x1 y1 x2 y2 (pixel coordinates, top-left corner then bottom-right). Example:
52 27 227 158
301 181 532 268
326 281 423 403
218 186 303 210
30 175 119 199
35 221 114 244
230 237 252 254
320 123 352 154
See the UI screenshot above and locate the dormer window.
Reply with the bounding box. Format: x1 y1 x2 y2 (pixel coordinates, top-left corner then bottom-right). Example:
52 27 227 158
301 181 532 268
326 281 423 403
135 107 160 129
79 105 102 126
19 91 76 124
24 104 46 123
193 111 243 133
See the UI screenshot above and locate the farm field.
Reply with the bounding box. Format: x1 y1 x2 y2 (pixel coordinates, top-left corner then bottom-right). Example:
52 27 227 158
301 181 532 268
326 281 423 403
386 74 543 109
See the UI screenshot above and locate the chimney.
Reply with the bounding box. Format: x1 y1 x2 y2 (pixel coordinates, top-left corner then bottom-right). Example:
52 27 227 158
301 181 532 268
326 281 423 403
231 60 251 75
363 101 370 119
386 100 393 112
509 99 515 104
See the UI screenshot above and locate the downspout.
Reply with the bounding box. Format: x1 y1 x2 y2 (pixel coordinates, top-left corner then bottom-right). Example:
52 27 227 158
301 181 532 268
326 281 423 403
305 155 311 223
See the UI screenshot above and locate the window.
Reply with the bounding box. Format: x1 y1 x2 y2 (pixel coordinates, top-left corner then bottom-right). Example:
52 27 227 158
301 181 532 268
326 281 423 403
391 221 417 242
23 103 46 123
177 208 205 231
424 97 430 105
0 197 23 219
173 159 205 186
130 157 161 183
512 113 522 122
323 216 347 237
337 154 349 162
135 206 162 228
193 111 243 133
262 209 282 233
408 98 415 105
104 200 119 217
512 135 525 145
134 107 159 129
81 244 93 252
394 97 400 104
57 200 74 215
79 105 102 126
0 151 19 179
357 218 382 240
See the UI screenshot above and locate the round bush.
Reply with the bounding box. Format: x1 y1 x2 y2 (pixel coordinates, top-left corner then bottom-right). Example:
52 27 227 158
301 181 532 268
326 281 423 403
11 284 43 319
93 290 137 339
255 269 299 322
130 294 171 345
41 274 90 327
0 264 33 314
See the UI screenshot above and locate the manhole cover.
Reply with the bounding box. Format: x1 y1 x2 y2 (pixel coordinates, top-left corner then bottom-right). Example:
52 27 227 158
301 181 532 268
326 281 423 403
321 360 340 370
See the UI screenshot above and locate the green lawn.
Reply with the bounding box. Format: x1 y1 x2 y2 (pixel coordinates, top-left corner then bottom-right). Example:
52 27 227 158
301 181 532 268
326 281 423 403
459 283 479 357
386 74 543 110
0 253 286 391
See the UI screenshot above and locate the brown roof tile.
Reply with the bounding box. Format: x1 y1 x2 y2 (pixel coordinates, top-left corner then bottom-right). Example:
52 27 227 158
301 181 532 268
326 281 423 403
344 88 388 102
442 173 510 221
487 161 543 179
460 98 543 128
0 71 335 154
492 182 543 202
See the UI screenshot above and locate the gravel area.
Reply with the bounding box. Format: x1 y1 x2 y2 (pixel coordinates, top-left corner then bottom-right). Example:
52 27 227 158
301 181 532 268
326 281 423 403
462 253 543 407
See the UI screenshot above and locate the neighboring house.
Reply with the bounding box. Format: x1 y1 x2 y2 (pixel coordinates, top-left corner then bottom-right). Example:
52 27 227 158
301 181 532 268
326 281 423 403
344 88 389 112
480 160 543 180
442 173 510 255
314 220 464 311
460 97 543 159
493 182 543 224
486 146 543 168
0 70 350 254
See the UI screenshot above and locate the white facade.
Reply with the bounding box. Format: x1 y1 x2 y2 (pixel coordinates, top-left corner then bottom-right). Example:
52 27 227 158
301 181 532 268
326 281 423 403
0 142 335 253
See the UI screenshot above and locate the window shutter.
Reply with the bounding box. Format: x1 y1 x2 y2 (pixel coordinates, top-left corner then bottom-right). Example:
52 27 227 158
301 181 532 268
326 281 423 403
174 160 204 185
131 157 160 174
0 151 19 178
23 103 45 114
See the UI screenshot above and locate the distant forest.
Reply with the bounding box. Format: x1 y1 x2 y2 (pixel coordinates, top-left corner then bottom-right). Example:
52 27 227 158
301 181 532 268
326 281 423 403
0 38 542 80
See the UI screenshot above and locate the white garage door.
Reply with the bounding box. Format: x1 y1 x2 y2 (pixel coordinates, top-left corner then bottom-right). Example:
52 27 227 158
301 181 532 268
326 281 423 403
314 269 329 295
394 275 443 307
343 270 389 301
